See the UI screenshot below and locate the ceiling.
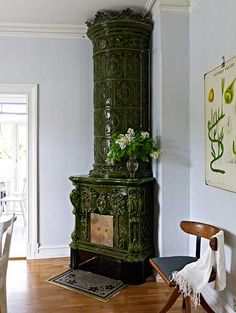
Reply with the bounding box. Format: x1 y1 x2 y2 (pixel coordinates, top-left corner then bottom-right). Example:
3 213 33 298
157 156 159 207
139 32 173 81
0 0 151 25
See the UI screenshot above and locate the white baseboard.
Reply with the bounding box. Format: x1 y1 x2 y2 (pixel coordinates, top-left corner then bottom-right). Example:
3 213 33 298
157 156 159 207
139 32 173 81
27 242 39 259
202 285 234 313
34 245 70 259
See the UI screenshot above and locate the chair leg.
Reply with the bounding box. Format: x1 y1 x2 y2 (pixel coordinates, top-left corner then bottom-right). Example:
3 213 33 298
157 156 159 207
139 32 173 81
0 285 8 313
182 295 186 309
2 202 6 214
184 296 191 313
20 202 26 225
5 202 9 215
200 294 215 313
159 287 180 313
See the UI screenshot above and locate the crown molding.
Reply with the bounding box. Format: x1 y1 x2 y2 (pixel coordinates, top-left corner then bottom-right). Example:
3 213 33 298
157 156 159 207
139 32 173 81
0 23 87 39
160 0 190 12
142 0 159 18
144 0 200 17
142 0 160 20
0 0 201 38
189 0 201 12
160 0 201 12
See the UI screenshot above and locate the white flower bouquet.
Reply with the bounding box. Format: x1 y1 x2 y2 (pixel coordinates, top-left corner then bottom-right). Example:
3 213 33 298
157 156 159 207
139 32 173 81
106 128 161 165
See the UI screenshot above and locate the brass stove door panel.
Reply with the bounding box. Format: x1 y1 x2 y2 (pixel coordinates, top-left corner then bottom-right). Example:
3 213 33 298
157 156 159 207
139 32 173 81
90 213 113 247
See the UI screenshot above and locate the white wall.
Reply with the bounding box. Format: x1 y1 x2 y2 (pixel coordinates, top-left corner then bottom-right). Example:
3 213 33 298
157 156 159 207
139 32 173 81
152 11 190 256
0 37 93 253
190 0 236 311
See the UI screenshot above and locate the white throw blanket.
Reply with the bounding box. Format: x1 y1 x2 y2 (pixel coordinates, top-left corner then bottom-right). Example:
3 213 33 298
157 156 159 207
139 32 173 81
171 230 226 306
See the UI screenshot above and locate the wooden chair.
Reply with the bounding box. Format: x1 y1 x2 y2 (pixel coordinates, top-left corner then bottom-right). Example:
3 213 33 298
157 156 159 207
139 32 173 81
0 178 27 225
0 214 15 313
149 221 220 313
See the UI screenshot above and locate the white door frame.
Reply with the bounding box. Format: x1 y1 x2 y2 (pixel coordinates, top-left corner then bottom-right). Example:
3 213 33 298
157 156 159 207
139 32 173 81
0 83 38 258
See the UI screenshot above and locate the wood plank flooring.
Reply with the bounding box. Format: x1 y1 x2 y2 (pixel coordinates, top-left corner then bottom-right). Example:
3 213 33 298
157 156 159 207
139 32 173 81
6 258 205 313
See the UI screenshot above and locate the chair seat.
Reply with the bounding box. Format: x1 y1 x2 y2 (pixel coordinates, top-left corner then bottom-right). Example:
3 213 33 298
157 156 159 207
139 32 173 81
1 196 26 202
151 256 198 282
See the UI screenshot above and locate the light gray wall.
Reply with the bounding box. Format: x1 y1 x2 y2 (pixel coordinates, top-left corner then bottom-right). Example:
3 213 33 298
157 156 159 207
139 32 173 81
0 37 93 248
190 0 236 310
152 1 236 309
152 11 190 256
151 15 163 256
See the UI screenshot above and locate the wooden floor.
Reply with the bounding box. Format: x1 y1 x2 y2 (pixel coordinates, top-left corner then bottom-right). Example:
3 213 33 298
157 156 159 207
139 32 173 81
6 258 206 313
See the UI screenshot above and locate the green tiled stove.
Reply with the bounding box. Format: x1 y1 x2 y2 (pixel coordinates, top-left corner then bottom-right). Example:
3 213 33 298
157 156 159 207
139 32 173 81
69 9 156 284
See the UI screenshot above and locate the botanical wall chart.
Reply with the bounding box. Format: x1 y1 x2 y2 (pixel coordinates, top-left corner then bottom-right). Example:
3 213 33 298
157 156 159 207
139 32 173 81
205 56 236 192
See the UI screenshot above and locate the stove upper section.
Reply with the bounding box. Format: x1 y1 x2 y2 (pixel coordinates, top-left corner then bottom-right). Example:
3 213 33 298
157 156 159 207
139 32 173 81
87 9 153 178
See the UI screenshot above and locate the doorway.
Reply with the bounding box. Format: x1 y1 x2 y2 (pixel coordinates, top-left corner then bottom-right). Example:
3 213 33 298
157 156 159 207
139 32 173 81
0 84 38 259
0 94 27 257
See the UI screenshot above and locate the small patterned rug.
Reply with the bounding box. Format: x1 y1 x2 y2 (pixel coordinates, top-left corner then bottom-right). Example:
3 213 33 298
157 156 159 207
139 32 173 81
47 269 126 302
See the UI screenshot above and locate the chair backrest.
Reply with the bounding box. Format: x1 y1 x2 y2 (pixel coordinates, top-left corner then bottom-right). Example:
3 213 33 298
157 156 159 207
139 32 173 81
180 221 220 258
12 177 27 200
0 215 15 268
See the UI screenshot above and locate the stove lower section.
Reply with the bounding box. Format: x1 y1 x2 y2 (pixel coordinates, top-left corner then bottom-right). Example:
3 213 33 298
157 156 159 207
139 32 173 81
69 176 155 284
71 250 152 285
